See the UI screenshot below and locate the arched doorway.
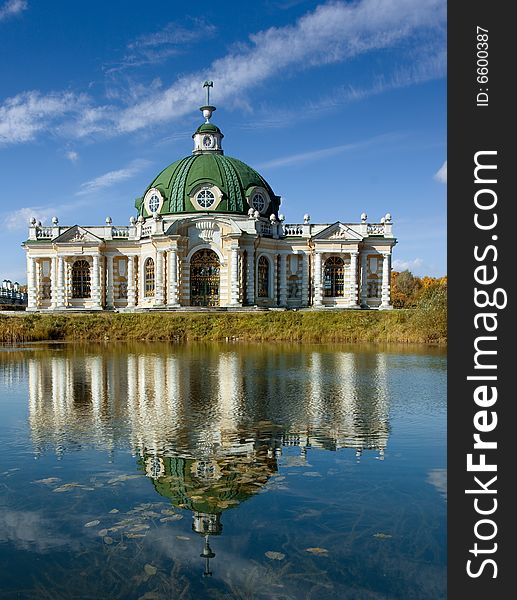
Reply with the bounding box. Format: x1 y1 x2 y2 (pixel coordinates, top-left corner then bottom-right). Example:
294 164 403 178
323 256 345 297
71 259 91 298
190 249 220 306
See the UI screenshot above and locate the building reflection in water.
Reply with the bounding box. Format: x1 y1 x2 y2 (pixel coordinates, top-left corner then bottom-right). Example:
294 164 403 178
25 345 391 575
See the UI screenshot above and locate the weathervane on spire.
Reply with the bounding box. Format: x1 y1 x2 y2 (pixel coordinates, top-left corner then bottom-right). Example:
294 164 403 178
200 81 216 123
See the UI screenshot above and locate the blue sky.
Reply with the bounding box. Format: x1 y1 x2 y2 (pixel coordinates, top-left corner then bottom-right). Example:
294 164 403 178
0 0 446 282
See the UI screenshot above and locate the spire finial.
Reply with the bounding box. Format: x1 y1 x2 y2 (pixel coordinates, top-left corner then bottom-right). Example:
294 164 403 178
200 81 216 123
203 80 213 105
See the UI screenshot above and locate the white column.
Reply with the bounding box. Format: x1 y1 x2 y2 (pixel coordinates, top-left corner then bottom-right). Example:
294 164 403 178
106 255 114 308
348 251 359 307
380 252 392 309
279 253 287 307
27 256 37 310
168 248 179 306
64 261 71 307
127 256 136 308
50 257 57 309
360 252 368 307
313 252 323 306
230 245 240 305
57 257 65 308
301 252 309 307
155 250 165 306
246 248 255 305
92 255 101 308
35 260 41 308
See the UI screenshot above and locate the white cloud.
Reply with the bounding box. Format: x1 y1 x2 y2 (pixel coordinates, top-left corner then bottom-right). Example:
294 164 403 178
0 508 76 552
65 150 79 162
257 132 401 169
0 90 88 145
434 160 447 183
5 206 54 231
105 19 217 74
427 468 447 499
0 0 27 21
111 0 445 135
0 0 446 143
392 257 424 272
75 158 151 195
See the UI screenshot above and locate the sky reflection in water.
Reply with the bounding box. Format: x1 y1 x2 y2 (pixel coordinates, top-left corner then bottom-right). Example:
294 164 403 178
0 343 446 599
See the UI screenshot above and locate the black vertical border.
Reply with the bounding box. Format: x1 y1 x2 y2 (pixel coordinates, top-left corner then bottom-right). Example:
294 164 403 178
448 2 513 597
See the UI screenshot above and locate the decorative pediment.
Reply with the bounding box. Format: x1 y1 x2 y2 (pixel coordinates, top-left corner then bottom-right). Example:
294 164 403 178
313 222 362 241
53 226 103 244
165 215 243 237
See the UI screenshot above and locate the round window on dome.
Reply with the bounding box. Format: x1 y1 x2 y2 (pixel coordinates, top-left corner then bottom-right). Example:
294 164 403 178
252 193 266 213
148 194 160 213
197 189 215 209
144 188 163 215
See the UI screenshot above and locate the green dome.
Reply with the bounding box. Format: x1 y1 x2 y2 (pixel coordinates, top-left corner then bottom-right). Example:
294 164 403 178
194 122 222 134
139 455 276 515
135 152 280 218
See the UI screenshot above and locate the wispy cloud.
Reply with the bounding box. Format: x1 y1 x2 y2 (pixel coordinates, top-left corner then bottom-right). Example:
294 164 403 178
4 197 93 231
0 90 89 145
105 19 217 74
392 257 424 272
75 158 151 196
0 0 27 22
0 0 446 144
65 150 79 163
5 206 53 231
257 132 402 169
110 0 445 135
434 160 447 183
427 468 447 499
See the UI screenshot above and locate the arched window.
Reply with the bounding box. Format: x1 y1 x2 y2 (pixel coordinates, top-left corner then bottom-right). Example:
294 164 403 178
72 260 91 298
323 256 345 297
144 258 155 297
257 256 270 297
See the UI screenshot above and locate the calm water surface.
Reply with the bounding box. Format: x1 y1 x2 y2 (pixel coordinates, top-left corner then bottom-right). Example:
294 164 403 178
0 342 446 599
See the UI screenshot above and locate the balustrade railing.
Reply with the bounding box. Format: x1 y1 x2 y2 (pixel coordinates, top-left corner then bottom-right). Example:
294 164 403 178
36 227 53 239
282 224 304 236
112 227 130 238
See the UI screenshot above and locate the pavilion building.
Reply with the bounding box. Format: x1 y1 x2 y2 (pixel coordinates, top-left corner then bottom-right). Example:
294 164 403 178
22 92 396 311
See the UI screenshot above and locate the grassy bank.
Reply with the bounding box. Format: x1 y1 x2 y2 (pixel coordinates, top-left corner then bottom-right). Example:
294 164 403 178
0 304 446 345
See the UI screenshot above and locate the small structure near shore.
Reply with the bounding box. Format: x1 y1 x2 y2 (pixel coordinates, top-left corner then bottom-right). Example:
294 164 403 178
0 279 27 307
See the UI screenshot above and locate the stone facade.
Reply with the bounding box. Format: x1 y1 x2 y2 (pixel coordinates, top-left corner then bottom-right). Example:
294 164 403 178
22 213 395 311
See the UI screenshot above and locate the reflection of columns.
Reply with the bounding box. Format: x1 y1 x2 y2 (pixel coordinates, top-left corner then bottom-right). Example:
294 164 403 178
155 250 165 306
230 245 239 305
127 256 136 308
168 248 179 306
246 248 255 305
348 252 359 307
380 252 391 309
279 253 287 307
313 252 323 306
27 256 37 310
360 252 368 307
106 255 114 308
218 353 240 432
92 255 101 308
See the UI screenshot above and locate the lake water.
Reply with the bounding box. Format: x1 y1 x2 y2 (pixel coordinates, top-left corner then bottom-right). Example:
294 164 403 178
0 342 446 599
